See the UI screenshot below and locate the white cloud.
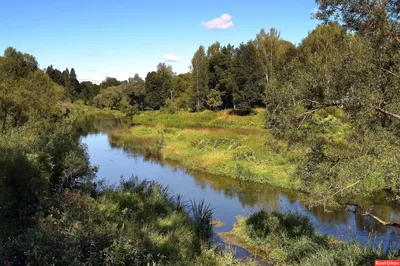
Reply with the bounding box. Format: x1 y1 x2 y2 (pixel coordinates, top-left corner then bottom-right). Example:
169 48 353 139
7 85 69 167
201 14 233 30
164 54 180 62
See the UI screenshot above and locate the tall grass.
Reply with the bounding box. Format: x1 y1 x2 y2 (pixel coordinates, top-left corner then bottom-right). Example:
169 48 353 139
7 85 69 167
189 199 214 248
109 122 303 188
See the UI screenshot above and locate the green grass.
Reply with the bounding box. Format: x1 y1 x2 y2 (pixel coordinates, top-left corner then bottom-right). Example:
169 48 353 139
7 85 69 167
2 176 254 265
131 109 265 130
73 102 126 118
109 109 305 189
219 211 400 265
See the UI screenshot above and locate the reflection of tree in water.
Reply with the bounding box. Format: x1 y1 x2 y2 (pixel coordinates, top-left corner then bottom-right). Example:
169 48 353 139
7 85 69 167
188 171 296 212
308 206 350 226
73 114 131 139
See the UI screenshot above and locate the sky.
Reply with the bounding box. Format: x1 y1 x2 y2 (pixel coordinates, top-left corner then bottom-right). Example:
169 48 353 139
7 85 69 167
0 0 320 83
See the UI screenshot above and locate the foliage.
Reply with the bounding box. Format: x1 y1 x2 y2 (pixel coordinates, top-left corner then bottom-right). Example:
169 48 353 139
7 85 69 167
0 48 64 131
191 45 209 112
233 41 266 115
227 211 400 265
206 89 223 110
1 177 220 265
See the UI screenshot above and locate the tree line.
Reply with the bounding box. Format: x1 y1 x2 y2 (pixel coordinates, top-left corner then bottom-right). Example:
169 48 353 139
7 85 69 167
45 28 297 115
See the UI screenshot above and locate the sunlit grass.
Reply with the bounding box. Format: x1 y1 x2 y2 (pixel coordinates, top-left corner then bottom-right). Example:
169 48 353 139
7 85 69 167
110 120 303 188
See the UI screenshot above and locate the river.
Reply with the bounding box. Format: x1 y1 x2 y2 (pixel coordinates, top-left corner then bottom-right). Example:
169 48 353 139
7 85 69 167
74 114 400 257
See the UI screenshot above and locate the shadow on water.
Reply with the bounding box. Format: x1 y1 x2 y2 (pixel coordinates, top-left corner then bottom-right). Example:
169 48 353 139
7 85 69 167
74 114 400 254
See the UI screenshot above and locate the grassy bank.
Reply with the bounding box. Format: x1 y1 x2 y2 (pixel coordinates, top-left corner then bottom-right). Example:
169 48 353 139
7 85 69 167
108 109 304 189
219 211 399 265
73 101 126 118
1 176 257 265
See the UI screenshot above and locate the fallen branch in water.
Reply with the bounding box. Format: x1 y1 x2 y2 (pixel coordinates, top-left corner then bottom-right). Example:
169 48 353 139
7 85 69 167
375 107 400 121
347 203 400 228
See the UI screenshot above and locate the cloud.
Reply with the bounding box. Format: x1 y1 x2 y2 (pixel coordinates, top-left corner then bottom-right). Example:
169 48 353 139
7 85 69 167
201 14 233 30
85 50 103 56
164 54 180 62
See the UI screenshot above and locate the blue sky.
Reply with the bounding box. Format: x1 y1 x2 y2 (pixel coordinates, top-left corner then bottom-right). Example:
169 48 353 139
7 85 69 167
0 0 320 83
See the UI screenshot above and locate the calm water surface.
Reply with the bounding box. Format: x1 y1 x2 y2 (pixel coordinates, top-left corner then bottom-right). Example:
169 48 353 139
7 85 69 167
75 115 400 253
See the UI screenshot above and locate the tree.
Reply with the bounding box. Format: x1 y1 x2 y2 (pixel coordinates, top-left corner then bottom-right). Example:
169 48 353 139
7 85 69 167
207 43 236 109
80 81 100 104
127 74 146 110
191 46 209 112
69 68 81 96
315 0 400 123
315 0 400 46
206 89 223 110
233 41 265 114
99 77 121 90
156 62 174 104
254 28 297 82
172 73 192 109
0 48 63 131
145 71 163 110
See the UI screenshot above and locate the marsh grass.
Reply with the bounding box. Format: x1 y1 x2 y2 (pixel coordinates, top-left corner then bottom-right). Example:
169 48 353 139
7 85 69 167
189 199 214 247
109 115 304 188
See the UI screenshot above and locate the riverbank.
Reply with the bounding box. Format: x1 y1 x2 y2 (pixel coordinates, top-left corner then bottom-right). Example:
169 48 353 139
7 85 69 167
108 109 306 189
219 211 399 265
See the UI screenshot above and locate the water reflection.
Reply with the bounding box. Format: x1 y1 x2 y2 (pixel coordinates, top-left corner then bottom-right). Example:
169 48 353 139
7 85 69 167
75 115 400 249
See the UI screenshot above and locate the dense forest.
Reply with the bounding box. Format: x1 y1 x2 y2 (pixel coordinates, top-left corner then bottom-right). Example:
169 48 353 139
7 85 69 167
1 0 400 264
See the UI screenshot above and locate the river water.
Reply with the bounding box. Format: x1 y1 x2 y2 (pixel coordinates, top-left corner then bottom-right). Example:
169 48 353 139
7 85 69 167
75 115 400 255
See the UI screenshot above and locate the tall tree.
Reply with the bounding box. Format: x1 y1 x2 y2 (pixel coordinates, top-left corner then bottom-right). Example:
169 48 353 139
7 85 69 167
207 42 236 109
191 46 209 112
145 71 163 110
127 74 146 110
254 28 297 83
171 73 192 109
99 77 121 90
233 41 265 114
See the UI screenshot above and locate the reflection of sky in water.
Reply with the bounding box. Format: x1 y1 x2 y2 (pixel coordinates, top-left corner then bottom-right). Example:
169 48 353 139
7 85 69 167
82 132 400 250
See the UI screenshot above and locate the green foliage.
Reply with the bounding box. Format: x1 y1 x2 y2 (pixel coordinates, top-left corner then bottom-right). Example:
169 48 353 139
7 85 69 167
0 48 64 131
264 21 400 208
191 45 209 112
0 177 210 265
145 64 174 110
206 89 223 110
229 211 400 265
93 75 145 115
233 41 265 115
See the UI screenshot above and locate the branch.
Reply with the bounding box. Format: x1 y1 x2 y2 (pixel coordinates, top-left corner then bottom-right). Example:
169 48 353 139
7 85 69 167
375 107 400 120
381 67 400 79
315 179 362 205
347 204 400 228
296 108 320 118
